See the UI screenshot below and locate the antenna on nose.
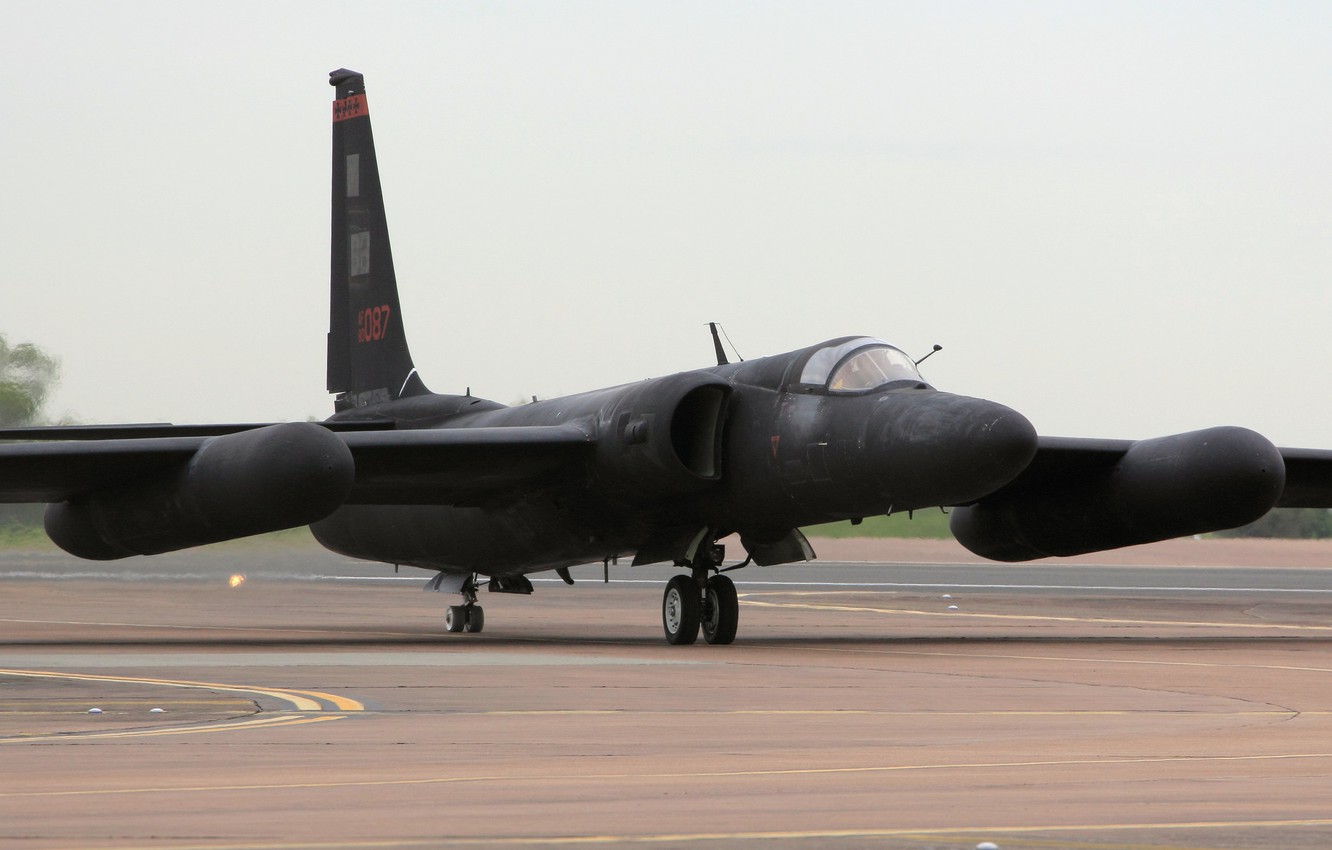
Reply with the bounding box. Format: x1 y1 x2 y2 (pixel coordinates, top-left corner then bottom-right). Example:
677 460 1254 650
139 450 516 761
914 344 943 366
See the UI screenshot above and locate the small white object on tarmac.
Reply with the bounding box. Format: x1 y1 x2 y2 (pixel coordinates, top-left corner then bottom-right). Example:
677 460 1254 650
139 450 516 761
87 708 103 714
942 593 952 599
947 605 960 610
976 842 999 850
150 708 165 713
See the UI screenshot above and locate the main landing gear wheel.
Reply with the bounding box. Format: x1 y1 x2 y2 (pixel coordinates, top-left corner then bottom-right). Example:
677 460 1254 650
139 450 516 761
464 606 484 633
445 605 484 634
662 575 702 645
702 574 738 645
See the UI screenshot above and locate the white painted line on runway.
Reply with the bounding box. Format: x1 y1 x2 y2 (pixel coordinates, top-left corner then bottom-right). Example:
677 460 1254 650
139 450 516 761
319 575 1332 594
7 568 1329 595
745 598 1332 632
9 570 1328 594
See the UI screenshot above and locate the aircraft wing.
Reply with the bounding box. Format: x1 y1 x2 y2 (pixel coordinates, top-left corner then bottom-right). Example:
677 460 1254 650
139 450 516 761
1270 447 1332 508
336 426 594 504
0 436 205 502
949 432 1332 561
0 424 595 505
0 421 394 440
1007 436 1332 508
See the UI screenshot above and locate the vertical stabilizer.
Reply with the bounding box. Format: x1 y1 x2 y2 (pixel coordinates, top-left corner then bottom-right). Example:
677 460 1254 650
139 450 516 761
328 69 429 410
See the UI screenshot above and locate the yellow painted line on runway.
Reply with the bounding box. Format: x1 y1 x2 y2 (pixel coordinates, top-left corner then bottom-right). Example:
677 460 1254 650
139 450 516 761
742 597 1332 631
283 689 366 712
806 643 1332 678
26 818 1332 849
6 750 1332 799
0 615 428 639
482 709 633 716
496 819 1332 846
0 698 256 708
470 708 1321 718
67 713 345 740
0 668 340 711
3 713 345 744
0 669 363 742
716 708 1324 717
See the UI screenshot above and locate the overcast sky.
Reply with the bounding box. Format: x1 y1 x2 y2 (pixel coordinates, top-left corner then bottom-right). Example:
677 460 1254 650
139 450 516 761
6 1 1330 446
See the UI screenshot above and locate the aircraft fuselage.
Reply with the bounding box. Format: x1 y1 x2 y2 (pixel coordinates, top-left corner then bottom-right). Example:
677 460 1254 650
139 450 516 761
311 336 1037 575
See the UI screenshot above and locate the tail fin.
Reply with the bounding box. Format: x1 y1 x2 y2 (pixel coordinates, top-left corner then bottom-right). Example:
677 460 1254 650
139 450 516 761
327 69 430 411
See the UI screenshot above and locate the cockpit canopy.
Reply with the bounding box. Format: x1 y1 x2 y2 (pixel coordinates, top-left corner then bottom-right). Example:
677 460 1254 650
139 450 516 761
797 338 925 393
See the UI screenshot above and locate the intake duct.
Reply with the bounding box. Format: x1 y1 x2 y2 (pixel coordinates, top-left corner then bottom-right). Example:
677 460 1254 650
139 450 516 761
46 422 355 559
595 372 730 501
950 426 1285 561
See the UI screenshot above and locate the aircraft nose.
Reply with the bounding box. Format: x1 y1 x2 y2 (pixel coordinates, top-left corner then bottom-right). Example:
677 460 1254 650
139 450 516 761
865 391 1037 508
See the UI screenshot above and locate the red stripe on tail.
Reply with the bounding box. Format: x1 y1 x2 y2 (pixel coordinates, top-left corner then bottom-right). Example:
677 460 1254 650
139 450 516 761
333 94 368 122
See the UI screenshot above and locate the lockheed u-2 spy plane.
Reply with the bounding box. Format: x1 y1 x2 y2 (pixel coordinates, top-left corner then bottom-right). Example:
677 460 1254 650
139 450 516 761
4 69 1332 645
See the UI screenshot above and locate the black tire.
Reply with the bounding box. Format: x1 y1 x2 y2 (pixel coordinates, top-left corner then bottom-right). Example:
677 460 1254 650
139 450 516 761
464 606 485 633
444 605 467 633
662 575 701 645
702 574 739 645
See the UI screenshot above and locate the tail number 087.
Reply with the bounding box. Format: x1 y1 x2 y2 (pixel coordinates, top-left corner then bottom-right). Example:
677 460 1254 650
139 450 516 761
357 305 392 343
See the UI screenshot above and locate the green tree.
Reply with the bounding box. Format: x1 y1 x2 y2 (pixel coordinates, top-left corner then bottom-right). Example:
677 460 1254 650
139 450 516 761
0 334 61 538
0 334 60 427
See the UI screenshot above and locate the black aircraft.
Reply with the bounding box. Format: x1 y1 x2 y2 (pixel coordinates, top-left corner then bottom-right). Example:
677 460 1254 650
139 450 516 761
4 69 1332 645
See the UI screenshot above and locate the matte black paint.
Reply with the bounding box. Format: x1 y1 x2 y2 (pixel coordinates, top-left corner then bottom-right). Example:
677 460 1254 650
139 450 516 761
311 350 1041 574
4 69 1332 598
951 426 1287 560
44 423 354 559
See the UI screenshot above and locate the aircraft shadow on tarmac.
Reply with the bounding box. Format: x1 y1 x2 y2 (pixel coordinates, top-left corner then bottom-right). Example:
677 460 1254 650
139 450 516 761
4 633 1330 649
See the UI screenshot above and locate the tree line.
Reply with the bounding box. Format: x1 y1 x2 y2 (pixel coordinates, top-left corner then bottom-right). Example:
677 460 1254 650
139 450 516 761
1 334 60 532
1213 507 1332 540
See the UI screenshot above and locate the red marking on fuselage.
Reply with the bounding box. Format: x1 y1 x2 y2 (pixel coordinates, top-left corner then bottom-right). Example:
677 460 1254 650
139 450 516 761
333 94 368 122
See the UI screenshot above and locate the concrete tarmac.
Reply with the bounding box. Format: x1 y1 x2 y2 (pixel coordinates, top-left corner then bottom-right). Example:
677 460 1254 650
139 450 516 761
3 540 1332 849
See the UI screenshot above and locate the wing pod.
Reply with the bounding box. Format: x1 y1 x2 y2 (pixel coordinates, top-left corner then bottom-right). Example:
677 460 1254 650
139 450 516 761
44 423 355 559
594 372 731 501
950 426 1285 561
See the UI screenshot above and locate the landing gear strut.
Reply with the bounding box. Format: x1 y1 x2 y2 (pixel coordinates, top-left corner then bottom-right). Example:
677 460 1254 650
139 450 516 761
660 544 740 646
443 575 484 634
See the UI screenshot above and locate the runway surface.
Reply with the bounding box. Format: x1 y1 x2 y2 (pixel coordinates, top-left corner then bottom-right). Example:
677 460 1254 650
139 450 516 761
3 541 1332 849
